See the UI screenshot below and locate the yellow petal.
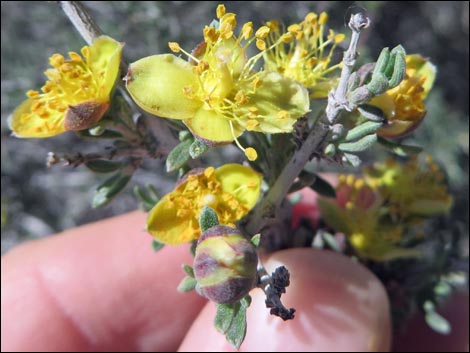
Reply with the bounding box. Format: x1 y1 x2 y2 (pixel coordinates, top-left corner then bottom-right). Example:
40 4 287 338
185 108 243 145
406 54 436 97
215 164 262 210
88 36 124 101
147 193 200 245
237 72 310 133
9 99 66 138
126 54 202 119
377 114 424 138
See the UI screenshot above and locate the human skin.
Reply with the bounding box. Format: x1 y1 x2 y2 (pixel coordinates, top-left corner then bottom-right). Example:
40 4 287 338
1 211 468 352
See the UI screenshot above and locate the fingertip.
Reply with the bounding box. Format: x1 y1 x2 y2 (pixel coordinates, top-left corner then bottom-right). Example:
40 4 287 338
1 211 206 351
179 248 391 352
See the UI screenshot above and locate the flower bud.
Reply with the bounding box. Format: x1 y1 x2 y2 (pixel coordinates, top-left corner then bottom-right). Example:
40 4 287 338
193 226 258 304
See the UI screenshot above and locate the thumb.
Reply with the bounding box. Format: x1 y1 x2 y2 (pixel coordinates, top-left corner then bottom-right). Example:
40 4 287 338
179 248 391 352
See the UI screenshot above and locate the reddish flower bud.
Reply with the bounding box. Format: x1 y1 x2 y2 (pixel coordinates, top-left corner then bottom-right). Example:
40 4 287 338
193 226 258 304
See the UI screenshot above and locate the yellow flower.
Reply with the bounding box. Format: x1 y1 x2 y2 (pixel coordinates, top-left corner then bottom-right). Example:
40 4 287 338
364 156 453 218
147 164 262 244
318 173 421 261
263 12 345 98
370 54 436 138
125 6 310 159
9 36 123 138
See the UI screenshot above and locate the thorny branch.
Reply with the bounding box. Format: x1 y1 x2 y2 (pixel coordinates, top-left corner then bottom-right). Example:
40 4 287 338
244 13 370 235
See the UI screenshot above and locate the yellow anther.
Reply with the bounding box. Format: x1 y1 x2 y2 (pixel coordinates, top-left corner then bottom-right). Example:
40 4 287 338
334 33 346 44
281 33 294 43
246 119 259 131
26 90 40 98
305 12 318 24
203 26 219 43
287 23 302 35
319 12 328 25
60 63 74 73
204 166 215 178
168 42 181 53
234 90 249 105
256 39 266 51
81 46 90 59
216 4 226 19
219 22 234 40
255 26 270 39
221 13 236 28
49 53 64 67
241 22 253 40
68 51 82 62
266 20 279 31
251 77 262 90
245 147 258 161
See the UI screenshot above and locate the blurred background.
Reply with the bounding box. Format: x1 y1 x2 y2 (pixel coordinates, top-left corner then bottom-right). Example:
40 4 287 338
1 1 468 253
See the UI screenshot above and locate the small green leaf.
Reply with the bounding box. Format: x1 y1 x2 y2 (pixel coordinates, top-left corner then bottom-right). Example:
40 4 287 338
214 303 237 334
179 130 193 142
182 264 195 278
189 240 197 257
93 173 132 208
424 307 451 335
226 295 251 349
199 206 219 232
343 152 362 167
78 129 123 139
166 139 192 173
372 47 390 77
310 174 336 198
250 234 261 247
215 296 251 349
388 45 406 88
377 137 422 156
344 121 383 142
338 134 377 153
134 185 159 211
177 276 197 292
324 143 336 156
321 232 341 252
152 239 165 252
367 73 389 96
189 139 210 159
85 160 123 174
357 104 386 122
434 281 452 297
88 125 106 136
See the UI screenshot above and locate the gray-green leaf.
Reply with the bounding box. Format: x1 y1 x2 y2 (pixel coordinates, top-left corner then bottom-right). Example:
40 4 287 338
190 139 210 159
166 139 193 172
215 295 251 349
93 173 132 208
152 239 165 252
85 160 123 174
182 264 195 278
177 276 197 292
377 137 422 156
199 205 219 232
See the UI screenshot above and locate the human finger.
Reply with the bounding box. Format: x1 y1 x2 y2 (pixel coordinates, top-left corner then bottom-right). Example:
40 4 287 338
1 211 206 352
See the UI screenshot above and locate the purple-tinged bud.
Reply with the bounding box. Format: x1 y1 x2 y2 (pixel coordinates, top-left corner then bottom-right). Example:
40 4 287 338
193 226 258 304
